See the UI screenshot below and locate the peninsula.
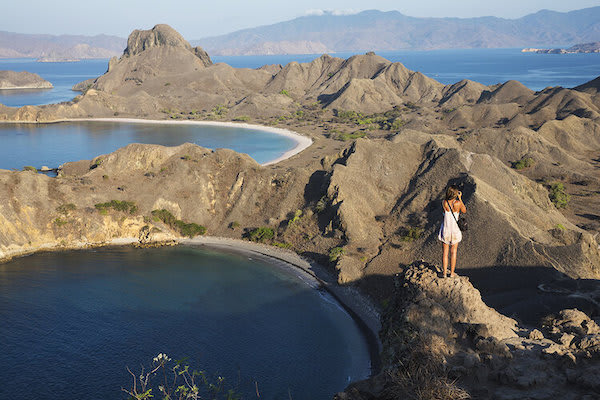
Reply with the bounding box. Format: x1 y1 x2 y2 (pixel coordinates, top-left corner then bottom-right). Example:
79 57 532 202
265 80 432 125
523 41 600 54
0 70 53 89
0 24 598 399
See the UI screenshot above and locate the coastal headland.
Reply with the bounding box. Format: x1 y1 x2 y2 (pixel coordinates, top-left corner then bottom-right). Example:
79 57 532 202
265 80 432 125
0 70 53 89
0 24 599 399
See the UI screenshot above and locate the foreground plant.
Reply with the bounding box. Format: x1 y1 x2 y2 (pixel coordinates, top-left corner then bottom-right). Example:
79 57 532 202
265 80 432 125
123 353 239 400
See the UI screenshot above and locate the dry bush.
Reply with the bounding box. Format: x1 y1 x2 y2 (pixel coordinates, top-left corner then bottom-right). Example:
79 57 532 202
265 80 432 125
380 337 470 400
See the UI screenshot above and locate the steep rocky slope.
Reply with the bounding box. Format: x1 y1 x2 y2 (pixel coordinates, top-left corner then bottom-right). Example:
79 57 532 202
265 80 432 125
338 262 600 399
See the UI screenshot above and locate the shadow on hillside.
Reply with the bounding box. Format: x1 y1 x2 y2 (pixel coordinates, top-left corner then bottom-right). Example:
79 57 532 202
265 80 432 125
459 265 600 326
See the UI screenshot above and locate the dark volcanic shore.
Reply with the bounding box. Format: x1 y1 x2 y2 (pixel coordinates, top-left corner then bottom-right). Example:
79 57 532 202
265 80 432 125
0 24 599 399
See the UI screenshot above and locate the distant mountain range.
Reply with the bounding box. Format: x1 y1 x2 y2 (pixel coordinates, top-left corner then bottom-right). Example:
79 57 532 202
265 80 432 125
193 7 600 55
2 7 600 59
0 31 125 59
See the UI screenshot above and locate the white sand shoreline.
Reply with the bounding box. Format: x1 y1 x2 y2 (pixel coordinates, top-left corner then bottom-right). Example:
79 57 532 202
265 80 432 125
26 117 313 166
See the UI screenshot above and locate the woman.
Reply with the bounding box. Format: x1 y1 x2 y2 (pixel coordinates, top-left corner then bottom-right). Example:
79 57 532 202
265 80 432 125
438 185 466 278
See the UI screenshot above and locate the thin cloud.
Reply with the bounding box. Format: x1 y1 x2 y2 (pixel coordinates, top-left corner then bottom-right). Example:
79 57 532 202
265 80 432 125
304 9 359 17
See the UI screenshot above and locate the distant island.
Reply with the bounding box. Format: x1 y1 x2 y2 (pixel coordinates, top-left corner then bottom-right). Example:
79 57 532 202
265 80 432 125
0 32 124 59
523 41 600 54
0 70 52 89
37 57 80 62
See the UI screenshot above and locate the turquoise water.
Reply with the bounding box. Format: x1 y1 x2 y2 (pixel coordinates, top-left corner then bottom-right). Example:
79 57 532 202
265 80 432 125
0 121 296 169
0 246 371 400
1 49 598 107
0 58 107 107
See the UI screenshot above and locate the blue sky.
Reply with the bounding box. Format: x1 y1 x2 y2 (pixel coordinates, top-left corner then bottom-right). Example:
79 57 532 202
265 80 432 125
3 0 599 38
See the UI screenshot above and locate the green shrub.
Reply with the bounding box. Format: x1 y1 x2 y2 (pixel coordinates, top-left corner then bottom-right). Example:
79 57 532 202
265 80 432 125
335 131 367 141
53 217 69 226
279 89 291 97
233 115 250 121
549 182 570 209
211 104 228 117
513 157 535 170
123 353 239 400
334 110 361 122
174 220 206 237
315 196 328 213
556 223 566 230
246 227 275 243
151 209 206 237
95 200 138 214
229 221 240 230
390 118 406 130
288 209 303 226
90 157 104 170
23 166 37 172
273 242 292 249
56 203 76 215
400 227 424 242
329 246 345 262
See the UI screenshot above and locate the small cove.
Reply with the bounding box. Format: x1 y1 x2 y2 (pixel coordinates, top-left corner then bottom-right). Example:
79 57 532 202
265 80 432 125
0 246 372 399
0 120 300 170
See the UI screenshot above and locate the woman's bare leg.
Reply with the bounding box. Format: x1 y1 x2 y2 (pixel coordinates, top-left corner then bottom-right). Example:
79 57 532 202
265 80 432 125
442 243 449 277
450 243 458 277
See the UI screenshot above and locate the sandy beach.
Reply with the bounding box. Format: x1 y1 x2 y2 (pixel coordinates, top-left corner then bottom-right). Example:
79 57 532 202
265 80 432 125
53 117 314 166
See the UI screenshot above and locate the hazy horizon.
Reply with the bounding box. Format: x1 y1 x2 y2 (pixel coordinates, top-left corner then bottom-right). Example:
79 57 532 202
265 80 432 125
2 1 599 39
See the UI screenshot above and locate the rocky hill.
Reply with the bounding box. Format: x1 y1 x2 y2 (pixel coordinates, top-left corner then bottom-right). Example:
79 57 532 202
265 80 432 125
0 70 53 89
0 24 598 398
195 7 600 54
338 262 600 399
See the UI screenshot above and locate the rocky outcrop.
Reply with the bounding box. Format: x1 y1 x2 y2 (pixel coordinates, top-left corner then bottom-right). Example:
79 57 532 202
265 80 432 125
123 24 212 66
0 70 53 89
338 262 600 399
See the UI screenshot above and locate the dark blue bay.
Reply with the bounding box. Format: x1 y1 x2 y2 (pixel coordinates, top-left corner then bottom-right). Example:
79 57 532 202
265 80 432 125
0 246 371 400
0 121 296 169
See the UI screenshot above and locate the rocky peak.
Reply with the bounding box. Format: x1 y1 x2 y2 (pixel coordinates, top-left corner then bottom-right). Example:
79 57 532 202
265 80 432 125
123 24 212 66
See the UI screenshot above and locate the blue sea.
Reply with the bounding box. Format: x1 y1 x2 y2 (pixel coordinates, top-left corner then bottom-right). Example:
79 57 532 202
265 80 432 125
0 246 371 399
0 121 296 169
0 48 598 107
